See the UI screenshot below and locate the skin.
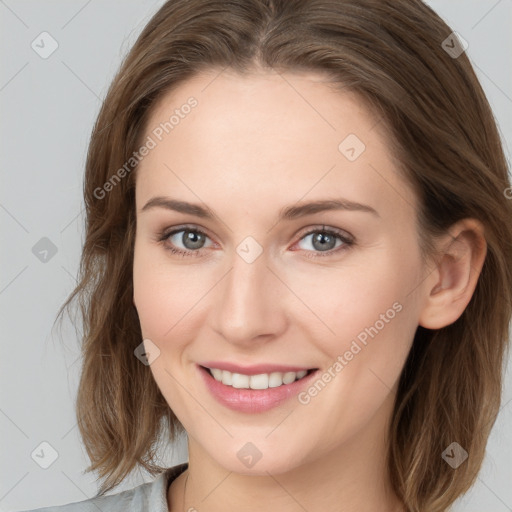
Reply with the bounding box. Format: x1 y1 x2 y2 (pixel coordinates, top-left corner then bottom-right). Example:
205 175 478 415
132 67 487 512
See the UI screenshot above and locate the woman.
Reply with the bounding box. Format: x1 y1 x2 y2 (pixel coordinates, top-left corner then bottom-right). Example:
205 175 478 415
22 0 512 511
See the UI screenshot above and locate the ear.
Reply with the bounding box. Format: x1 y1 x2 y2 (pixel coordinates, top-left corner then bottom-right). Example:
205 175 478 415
418 218 487 329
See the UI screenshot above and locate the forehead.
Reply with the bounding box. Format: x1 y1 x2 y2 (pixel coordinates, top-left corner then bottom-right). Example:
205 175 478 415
145 68 383 151
135 68 413 221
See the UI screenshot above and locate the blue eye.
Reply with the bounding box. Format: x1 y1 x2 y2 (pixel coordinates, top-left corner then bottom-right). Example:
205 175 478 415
295 227 353 259
158 226 212 257
158 225 354 259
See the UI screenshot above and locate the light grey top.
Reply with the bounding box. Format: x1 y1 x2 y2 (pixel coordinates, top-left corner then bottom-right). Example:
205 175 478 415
18 463 188 512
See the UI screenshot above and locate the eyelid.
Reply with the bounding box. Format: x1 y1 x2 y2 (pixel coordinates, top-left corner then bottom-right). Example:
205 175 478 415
159 223 210 237
159 224 215 248
294 224 354 243
158 223 354 258
159 223 353 243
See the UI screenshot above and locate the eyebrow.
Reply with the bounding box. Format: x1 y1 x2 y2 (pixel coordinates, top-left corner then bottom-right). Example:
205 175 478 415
140 196 379 220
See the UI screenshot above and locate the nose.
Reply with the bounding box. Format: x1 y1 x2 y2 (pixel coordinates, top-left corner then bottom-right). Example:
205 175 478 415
211 250 287 346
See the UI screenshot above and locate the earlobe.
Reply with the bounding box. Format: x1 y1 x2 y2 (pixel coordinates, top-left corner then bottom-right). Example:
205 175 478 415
418 219 487 330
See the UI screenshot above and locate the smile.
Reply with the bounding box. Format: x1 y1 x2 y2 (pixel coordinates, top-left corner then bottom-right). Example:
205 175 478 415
198 364 320 413
205 366 313 389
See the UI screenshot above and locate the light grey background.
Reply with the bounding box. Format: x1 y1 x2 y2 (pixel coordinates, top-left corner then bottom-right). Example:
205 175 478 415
1 1 511 510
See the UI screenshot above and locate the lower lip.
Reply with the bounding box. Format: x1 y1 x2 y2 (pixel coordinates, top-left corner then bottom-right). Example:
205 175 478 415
198 365 319 413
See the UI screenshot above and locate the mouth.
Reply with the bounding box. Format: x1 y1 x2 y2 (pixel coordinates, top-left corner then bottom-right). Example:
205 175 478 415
200 365 318 389
198 364 320 413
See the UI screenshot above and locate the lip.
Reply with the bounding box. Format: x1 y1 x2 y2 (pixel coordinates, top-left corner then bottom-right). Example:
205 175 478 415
197 364 319 413
199 361 314 375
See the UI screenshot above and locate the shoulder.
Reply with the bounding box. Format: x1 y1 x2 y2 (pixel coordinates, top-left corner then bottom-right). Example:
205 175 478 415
18 463 188 512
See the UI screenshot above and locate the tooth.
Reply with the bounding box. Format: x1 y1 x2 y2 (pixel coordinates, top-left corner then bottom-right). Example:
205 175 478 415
231 372 250 389
268 372 284 388
211 368 223 381
249 373 269 390
208 368 310 388
282 372 297 385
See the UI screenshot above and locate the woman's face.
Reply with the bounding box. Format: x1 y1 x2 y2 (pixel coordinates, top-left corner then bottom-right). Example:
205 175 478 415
133 68 428 475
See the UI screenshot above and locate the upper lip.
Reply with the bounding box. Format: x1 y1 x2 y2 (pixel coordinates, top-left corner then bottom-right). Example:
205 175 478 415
199 361 317 376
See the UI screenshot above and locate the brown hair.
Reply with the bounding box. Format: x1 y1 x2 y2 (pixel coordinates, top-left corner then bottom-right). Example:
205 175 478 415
57 0 512 510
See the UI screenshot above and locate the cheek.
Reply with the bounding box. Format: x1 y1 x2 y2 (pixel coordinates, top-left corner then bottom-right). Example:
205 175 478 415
133 228 422 354
293 272 419 450
301 243 422 404
133 243 174 338
299 247 418 348
133 244 209 341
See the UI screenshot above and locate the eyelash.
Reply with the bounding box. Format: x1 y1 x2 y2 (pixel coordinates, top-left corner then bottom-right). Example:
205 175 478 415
157 224 354 259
